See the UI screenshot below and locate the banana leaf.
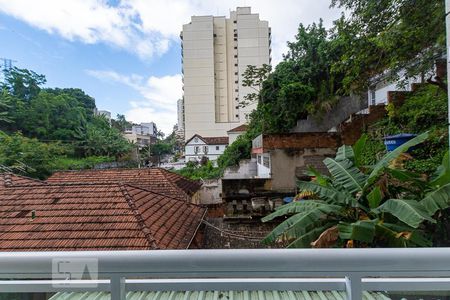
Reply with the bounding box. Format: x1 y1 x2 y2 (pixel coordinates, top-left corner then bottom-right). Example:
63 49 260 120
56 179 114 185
367 186 382 209
262 205 337 244
287 224 335 248
352 133 368 167
430 151 450 187
374 199 435 228
338 219 377 243
261 200 333 222
365 132 429 187
420 182 450 215
335 145 355 162
297 180 354 205
324 158 367 193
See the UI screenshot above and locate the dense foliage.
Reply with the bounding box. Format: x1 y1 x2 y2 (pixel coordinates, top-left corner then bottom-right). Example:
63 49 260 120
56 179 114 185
263 133 450 248
360 85 448 174
176 160 222 180
331 0 445 92
0 67 133 178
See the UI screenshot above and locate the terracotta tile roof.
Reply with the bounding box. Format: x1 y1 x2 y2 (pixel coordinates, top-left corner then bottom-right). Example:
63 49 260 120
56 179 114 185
202 136 229 145
0 173 46 188
46 168 201 201
227 124 248 133
0 183 206 251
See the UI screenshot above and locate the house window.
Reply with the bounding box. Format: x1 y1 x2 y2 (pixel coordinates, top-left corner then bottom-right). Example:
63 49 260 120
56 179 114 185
257 155 261 164
216 146 220 150
204 146 208 154
194 137 199 143
263 156 270 168
370 88 376 105
194 146 199 154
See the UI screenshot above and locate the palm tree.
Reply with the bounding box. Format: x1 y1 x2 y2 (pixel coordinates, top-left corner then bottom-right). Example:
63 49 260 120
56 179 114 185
262 132 450 248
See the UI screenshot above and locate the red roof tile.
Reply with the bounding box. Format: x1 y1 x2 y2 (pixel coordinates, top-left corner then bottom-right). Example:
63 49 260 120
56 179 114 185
0 183 206 251
227 124 248 133
0 173 46 188
46 168 201 201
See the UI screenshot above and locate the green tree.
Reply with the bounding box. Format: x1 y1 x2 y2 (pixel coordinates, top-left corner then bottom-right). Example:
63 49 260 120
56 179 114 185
112 114 132 131
331 0 445 93
262 132 450 248
2 67 46 101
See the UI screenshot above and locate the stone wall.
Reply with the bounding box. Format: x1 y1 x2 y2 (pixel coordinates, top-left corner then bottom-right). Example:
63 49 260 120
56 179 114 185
198 179 222 205
291 94 367 133
223 159 257 179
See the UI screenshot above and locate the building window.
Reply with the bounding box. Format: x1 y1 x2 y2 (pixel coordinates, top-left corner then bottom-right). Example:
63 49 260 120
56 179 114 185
216 146 220 150
370 88 376 105
204 146 208 154
257 155 261 164
194 137 198 143
194 146 199 154
263 156 270 168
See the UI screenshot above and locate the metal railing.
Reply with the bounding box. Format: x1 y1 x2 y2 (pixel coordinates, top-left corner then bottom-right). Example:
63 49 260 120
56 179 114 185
1 248 450 300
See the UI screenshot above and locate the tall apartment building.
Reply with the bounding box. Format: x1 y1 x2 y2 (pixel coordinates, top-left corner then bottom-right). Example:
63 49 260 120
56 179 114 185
177 98 185 129
181 7 271 141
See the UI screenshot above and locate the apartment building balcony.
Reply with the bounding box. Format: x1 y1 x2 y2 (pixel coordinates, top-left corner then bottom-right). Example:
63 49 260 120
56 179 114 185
1 249 450 300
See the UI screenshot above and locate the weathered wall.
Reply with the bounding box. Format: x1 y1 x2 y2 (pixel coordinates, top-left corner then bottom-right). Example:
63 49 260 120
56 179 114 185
261 132 341 150
270 148 336 191
291 94 367 133
198 179 222 205
223 159 257 179
340 105 387 145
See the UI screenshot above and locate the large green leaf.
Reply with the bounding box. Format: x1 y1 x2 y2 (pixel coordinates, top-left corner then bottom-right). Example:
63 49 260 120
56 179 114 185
430 151 450 187
420 182 450 215
366 132 429 187
386 168 429 190
262 204 339 244
367 186 382 209
379 223 432 247
287 224 335 248
261 200 330 222
352 134 368 167
335 145 355 162
324 158 367 193
297 180 354 205
338 219 377 243
304 166 330 186
374 199 435 228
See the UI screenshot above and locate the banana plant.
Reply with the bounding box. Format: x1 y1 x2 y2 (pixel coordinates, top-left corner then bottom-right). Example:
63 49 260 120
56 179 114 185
262 132 450 248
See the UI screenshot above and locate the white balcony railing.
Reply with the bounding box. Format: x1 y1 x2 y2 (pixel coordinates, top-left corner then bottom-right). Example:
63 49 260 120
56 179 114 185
1 248 450 300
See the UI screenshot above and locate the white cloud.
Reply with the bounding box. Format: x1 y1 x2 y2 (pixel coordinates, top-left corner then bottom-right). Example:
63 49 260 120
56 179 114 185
86 69 182 134
0 0 342 62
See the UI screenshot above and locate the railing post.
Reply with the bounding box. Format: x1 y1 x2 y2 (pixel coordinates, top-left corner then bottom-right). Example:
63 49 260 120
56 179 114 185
111 275 126 300
345 275 362 300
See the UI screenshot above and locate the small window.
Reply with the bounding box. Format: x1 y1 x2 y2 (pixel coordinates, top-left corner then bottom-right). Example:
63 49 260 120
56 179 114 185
263 156 270 168
216 146 220 150
257 155 262 164
370 89 376 105
194 137 199 143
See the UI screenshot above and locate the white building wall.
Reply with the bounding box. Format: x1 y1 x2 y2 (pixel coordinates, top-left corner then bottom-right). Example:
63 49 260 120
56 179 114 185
256 153 271 178
368 71 423 106
185 137 227 162
182 7 270 141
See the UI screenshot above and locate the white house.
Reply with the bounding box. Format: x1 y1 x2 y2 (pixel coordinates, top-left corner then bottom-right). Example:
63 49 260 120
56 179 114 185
185 135 229 163
227 124 248 145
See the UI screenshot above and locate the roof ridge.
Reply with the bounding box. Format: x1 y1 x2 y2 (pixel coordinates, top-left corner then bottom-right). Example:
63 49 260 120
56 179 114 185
0 172 46 187
119 184 159 250
158 168 189 201
124 183 204 209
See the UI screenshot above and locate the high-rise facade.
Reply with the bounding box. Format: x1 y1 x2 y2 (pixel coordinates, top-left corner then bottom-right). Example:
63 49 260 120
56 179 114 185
181 7 271 141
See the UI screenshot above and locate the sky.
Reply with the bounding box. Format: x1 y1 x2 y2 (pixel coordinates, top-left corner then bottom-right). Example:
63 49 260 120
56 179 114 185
0 0 342 135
